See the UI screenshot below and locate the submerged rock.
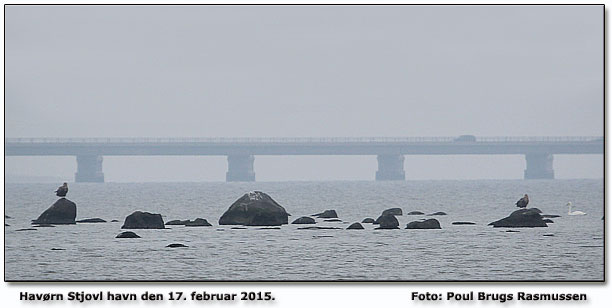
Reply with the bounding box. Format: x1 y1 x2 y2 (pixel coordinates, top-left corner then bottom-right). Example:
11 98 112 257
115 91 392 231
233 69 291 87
121 211 165 229
32 198 76 225
406 211 425 215
16 228 37 231
489 208 548 228
541 214 561 218
428 211 447 216
77 218 107 223
297 226 343 230
184 218 212 227
166 243 188 248
361 218 375 223
375 215 399 229
382 208 403 216
312 210 338 219
116 231 140 238
406 219 441 229
452 221 476 225
347 222 364 230
219 191 289 226
292 216 316 224
32 224 55 227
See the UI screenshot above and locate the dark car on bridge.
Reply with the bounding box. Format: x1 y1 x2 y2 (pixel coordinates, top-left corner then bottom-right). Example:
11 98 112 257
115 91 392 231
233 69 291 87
454 135 477 142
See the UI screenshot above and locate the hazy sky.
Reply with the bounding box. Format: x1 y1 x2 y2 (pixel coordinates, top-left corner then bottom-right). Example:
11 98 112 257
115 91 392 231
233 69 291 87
4 5 603 181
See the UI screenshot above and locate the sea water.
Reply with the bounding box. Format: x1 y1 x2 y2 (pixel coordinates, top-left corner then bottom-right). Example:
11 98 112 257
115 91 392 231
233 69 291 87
4 179 604 281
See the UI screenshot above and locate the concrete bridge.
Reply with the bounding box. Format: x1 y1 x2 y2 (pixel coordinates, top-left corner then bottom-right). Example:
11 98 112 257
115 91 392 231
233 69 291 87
4 136 603 182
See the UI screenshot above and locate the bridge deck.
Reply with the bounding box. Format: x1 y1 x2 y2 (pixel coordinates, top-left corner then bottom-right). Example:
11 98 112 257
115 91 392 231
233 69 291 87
5 136 603 156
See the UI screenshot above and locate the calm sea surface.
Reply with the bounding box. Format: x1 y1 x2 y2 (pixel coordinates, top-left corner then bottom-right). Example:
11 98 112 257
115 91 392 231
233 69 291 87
4 179 604 281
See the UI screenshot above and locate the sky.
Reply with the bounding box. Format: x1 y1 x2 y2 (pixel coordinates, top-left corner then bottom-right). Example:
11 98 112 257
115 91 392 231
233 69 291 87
3 5 604 182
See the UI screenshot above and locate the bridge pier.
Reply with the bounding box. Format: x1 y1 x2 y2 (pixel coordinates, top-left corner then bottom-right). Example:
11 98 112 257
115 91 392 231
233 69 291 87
376 154 405 181
524 153 554 179
226 155 255 182
75 155 105 182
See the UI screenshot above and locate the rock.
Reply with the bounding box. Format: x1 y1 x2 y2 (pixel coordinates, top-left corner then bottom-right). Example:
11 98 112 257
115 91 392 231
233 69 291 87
542 219 554 224
258 227 281 230
166 243 188 248
541 214 561 218
5 215 12 219
116 231 140 238
121 211 165 229
428 211 447 216
382 208 403 216
406 219 441 229
184 218 212 227
347 222 364 230
292 216 316 224
361 218 375 223
111 219 119 222
4 224 9 227
375 215 399 229
406 211 425 215
488 208 548 228
32 224 55 227
219 191 289 226
16 228 37 231
312 210 338 219
506 230 520 232
76 218 107 223
323 219 342 222
165 219 190 225
543 234 555 237
51 248 65 251
231 227 247 229
32 198 76 225
297 226 343 230
452 221 476 225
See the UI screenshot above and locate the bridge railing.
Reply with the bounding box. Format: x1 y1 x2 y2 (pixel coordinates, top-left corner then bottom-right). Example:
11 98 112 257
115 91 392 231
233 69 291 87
4 136 603 144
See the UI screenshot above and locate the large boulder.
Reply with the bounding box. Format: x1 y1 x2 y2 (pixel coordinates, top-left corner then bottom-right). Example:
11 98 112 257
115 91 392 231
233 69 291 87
406 219 441 229
292 216 316 224
488 208 548 228
382 208 403 216
312 210 338 219
121 211 165 229
32 198 76 225
219 191 289 226
375 214 399 229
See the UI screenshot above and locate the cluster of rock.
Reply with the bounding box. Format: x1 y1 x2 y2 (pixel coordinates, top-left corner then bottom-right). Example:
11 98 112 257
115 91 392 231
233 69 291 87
166 218 212 227
28 190 561 245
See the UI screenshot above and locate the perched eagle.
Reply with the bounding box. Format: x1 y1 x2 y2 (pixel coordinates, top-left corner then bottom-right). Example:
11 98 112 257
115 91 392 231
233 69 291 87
55 182 68 197
515 194 529 208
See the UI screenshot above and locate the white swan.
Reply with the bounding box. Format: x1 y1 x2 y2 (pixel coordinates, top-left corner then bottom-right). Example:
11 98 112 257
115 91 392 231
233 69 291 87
567 202 586 216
